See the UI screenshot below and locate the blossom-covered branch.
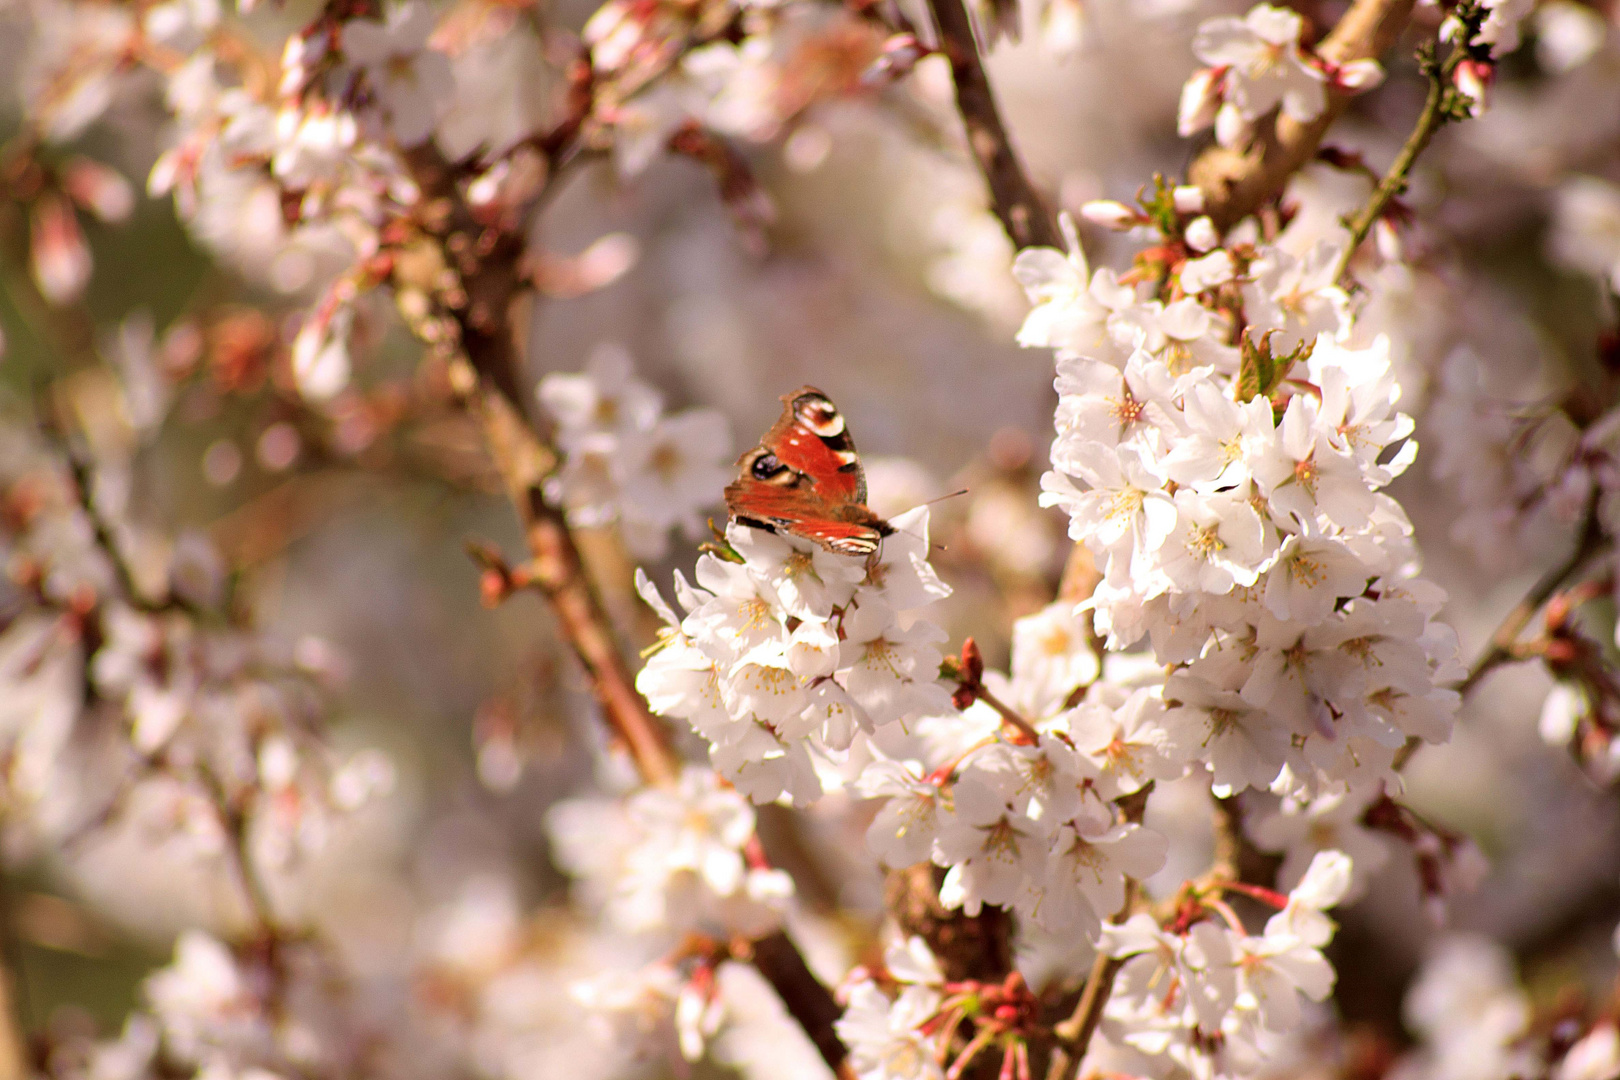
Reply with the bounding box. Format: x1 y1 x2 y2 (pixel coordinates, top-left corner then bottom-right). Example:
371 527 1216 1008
1188 0 1416 230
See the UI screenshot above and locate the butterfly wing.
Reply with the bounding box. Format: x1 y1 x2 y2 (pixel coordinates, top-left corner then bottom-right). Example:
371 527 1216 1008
766 387 867 505
722 481 890 555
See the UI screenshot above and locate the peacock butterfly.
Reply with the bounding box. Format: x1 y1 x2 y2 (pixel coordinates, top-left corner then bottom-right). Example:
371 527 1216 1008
724 386 894 556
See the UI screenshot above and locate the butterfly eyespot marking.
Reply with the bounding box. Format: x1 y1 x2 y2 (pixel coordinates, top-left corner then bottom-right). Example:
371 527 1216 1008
793 395 846 439
750 452 785 480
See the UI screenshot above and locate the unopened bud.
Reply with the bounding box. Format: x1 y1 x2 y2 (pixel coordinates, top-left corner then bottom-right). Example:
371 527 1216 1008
480 568 508 608
1454 59 1494 117
959 637 985 686
1335 58 1384 91
29 193 91 306
63 158 135 223
1172 185 1205 215
466 161 508 207
1373 217 1402 262
863 33 925 85
1184 215 1219 253
1080 199 1140 230
1214 100 1249 149
1177 66 1224 137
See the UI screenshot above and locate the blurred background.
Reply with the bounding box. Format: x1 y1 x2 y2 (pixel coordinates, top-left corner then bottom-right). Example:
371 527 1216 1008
3 0 1620 1072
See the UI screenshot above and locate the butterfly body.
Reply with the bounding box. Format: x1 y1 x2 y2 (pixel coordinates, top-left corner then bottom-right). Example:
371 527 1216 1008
724 386 893 556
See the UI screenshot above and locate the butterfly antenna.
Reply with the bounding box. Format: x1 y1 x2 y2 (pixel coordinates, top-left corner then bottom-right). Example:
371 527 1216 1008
925 490 968 551
924 488 970 508
883 490 970 553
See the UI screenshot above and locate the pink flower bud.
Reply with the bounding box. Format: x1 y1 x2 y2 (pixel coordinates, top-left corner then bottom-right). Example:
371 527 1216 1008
1177 66 1224 137
1080 199 1140 230
1334 58 1384 91
1374 217 1401 262
29 194 91 306
862 35 926 86
1454 59 1494 118
63 157 135 223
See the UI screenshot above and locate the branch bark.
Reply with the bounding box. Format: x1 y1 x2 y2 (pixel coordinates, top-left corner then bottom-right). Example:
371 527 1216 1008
926 0 1065 251
1189 0 1418 231
399 145 850 1065
1457 493 1608 698
460 377 681 787
749 930 850 1074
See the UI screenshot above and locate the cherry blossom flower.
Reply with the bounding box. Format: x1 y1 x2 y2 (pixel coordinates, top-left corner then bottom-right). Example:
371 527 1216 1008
934 766 1051 915
835 982 944 1080
1031 819 1166 937
1190 5 1326 136
857 752 944 868
343 3 454 147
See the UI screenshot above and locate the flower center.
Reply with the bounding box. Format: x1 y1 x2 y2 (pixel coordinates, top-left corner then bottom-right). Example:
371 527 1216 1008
1039 624 1074 657
1292 453 1319 495
1283 549 1324 588
1206 706 1240 740
1338 635 1381 665
784 550 818 582
1107 487 1145 522
649 442 682 483
862 636 903 679
1187 523 1225 560
740 597 774 632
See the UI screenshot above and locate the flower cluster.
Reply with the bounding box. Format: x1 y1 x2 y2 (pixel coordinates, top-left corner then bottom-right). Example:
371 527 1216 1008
1016 215 1462 801
538 348 733 559
637 508 952 804
1177 4 1381 150
547 766 793 939
1089 850 1351 1076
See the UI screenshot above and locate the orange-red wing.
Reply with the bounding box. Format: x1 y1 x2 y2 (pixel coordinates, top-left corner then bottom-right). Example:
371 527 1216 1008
768 420 863 504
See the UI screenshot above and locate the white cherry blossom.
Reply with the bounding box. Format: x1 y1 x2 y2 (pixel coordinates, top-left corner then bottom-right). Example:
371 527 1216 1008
343 3 454 146
1191 4 1326 127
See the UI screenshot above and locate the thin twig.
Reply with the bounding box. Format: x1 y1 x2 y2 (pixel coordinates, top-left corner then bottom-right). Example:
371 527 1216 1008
970 682 1042 744
1458 494 1608 697
461 376 682 787
925 0 1064 251
1189 0 1418 231
1393 492 1609 771
1332 33 1469 282
1043 922 1125 1080
402 145 681 789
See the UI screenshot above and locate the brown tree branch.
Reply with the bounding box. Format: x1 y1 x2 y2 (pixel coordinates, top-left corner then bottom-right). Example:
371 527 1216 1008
1189 0 1418 231
1456 494 1608 698
398 145 851 1066
457 374 681 787
402 146 681 789
748 931 851 1073
926 0 1065 251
